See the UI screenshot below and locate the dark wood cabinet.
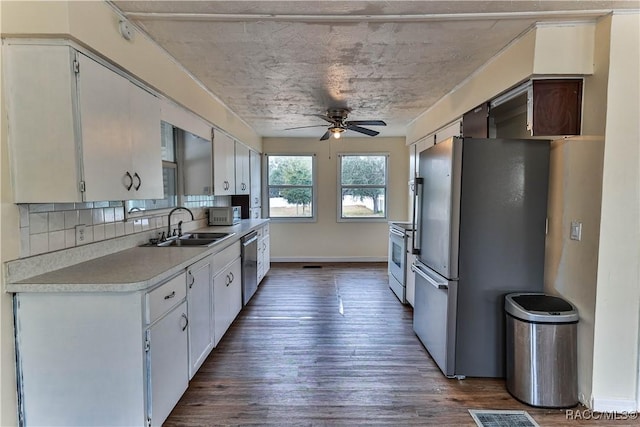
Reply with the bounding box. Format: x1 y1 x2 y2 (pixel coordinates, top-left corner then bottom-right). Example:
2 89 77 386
463 102 489 138
532 79 582 136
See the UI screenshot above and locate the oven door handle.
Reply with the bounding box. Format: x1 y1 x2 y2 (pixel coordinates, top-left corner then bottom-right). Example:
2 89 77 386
411 262 448 289
389 227 405 238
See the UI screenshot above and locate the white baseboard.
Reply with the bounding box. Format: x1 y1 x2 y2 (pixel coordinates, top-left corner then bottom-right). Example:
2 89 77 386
590 395 638 412
271 257 388 263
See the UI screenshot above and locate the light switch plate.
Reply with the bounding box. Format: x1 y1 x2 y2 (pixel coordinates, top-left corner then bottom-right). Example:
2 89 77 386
570 221 582 241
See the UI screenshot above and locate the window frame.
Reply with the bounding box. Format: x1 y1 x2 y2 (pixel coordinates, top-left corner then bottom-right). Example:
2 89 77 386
264 153 317 223
337 152 389 222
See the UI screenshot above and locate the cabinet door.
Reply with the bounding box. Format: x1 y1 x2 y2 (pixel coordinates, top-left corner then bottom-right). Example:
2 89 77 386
227 257 243 323
250 207 261 219
532 79 582 136
235 142 250 194
77 53 133 201
4 44 82 202
250 150 262 207
213 257 242 346
213 130 236 195
148 301 189 427
129 85 163 199
183 131 213 196
187 256 213 378
262 235 271 277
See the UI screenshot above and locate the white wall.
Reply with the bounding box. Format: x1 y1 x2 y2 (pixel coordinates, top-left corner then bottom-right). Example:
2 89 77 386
544 136 604 405
591 12 640 412
263 137 408 261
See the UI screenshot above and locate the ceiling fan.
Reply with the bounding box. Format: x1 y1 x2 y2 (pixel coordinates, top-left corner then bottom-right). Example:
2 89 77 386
285 108 387 141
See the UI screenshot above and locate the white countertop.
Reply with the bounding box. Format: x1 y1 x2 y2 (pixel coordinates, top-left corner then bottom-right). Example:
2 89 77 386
6 219 269 293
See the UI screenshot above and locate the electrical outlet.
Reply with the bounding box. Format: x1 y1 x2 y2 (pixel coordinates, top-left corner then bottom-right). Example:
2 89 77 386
76 224 87 245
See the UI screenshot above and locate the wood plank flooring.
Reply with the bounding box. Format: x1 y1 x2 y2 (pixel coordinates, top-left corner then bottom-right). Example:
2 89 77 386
165 263 632 426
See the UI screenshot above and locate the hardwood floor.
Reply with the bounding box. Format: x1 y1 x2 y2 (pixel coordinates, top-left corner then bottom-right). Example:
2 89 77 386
165 263 632 426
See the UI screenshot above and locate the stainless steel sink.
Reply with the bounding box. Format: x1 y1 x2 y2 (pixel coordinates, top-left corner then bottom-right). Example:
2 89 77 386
157 238 218 247
180 232 230 240
143 231 235 247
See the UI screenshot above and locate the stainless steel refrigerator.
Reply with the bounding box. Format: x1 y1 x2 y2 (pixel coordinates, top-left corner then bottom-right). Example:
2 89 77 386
411 137 549 378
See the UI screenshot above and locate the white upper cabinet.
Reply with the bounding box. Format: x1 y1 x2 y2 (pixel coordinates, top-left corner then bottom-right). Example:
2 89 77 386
182 131 213 196
249 150 262 208
77 53 162 201
213 129 236 195
4 42 162 203
235 142 250 195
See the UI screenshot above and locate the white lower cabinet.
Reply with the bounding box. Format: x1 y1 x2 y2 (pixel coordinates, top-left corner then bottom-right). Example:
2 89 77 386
13 229 267 426
258 225 271 283
147 300 189 427
213 251 242 346
13 272 189 426
186 256 214 378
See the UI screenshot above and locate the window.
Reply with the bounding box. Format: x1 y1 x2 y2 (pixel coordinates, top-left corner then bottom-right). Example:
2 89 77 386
338 153 388 221
266 154 316 220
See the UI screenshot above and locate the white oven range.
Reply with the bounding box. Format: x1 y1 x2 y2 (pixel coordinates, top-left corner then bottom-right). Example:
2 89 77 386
388 222 414 304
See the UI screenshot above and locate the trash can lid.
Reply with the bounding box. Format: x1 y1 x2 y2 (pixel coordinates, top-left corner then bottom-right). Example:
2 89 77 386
505 293 579 323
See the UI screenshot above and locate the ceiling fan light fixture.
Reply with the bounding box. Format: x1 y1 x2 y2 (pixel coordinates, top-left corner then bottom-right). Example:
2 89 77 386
330 126 345 139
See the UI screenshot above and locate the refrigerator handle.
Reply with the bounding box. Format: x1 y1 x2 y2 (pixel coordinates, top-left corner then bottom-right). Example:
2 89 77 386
411 261 448 289
412 177 423 254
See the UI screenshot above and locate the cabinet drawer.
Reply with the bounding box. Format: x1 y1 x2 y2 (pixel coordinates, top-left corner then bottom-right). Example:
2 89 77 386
146 272 186 325
213 241 241 272
257 224 269 239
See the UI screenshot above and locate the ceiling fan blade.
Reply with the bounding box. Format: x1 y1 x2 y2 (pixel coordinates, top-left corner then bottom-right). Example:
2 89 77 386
347 124 380 137
284 124 327 130
312 114 335 124
320 130 331 141
346 120 387 126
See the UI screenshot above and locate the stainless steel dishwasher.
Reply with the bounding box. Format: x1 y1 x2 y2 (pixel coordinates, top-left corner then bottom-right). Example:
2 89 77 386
241 231 259 306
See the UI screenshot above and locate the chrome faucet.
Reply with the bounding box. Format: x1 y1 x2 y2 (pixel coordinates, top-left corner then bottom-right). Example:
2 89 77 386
167 207 194 238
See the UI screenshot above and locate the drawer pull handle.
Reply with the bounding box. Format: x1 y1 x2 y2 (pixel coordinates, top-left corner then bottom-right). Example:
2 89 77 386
229 272 234 283
164 291 176 300
225 274 231 286
181 313 189 331
133 172 142 191
188 272 195 288
125 171 133 191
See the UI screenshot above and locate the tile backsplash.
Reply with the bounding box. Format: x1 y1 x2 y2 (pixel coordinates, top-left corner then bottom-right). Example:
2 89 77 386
17 197 227 258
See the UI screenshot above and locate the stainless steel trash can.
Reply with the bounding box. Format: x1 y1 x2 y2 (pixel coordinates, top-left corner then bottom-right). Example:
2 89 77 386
505 293 579 408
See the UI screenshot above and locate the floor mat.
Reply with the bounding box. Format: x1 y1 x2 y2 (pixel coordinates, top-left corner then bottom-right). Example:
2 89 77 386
469 410 540 427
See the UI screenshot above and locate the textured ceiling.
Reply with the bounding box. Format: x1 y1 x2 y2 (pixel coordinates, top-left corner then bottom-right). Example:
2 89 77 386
112 1 637 139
